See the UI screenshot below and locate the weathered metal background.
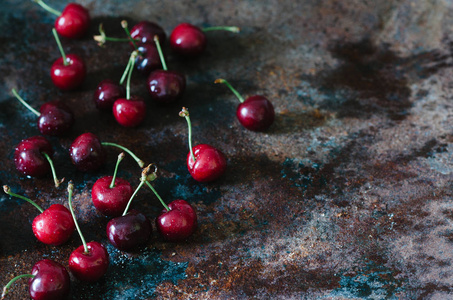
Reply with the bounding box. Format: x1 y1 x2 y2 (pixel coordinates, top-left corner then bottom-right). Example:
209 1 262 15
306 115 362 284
1 0 453 299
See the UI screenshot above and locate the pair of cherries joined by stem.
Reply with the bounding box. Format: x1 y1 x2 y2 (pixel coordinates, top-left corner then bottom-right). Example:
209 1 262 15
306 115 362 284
33 0 90 39
179 107 227 182
11 89 74 136
2 259 70 300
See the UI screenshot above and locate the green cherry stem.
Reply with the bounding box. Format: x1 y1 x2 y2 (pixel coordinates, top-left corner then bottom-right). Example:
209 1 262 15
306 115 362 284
93 23 135 46
214 78 245 103
52 28 68 66
119 50 138 87
2 274 35 300
32 0 61 16
42 152 64 188
110 153 125 189
11 89 40 116
125 52 137 99
119 55 133 85
121 20 139 50
68 181 88 254
122 164 156 216
3 185 44 213
145 181 169 211
202 26 240 33
101 142 145 168
153 35 167 71
178 107 196 162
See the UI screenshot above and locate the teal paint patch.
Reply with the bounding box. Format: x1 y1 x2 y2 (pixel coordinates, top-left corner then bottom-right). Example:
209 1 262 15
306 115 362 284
281 158 322 190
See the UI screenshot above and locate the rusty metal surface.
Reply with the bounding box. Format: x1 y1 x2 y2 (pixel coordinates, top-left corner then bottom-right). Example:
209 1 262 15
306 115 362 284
1 0 453 299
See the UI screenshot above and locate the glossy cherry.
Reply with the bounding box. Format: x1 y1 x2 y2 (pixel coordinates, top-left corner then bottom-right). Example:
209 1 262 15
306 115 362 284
179 107 227 182
135 42 162 75
3 186 75 245
147 36 186 103
50 29 86 90
215 78 275 131
12 89 74 136
92 153 132 216
130 21 166 45
67 182 109 282
170 23 239 57
106 165 155 251
93 79 126 111
2 259 70 300
113 51 146 127
156 199 197 242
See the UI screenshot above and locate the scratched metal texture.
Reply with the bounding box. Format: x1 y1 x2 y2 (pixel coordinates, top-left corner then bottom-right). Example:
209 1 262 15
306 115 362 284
1 0 453 299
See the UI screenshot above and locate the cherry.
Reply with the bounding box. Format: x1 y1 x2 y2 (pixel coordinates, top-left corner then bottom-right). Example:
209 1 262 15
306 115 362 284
92 153 132 216
170 23 239 57
113 51 146 127
3 186 75 245
93 79 126 111
70 132 145 172
147 36 186 103
12 89 74 136
67 182 109 282
50 29 86 90
2 259 70 300
215 78 275 131
14 136 63 187
34 0 90 39
106 165 155 251
130 21 166 45
145 177 197 242
179 107 227 182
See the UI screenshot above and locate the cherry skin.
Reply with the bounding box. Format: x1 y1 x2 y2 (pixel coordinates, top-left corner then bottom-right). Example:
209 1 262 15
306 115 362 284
68 241 109 282
55 3 90 39
130 21 166 45
187 144 227 182
92 176 132 217
14 136 53 177
146 70 186 103
51 53 86 91
107 209 152 251
29 259 70 300
70 133 106 172
170 23 206 57
136 43 162 75
112 96 146 127
237 95 275 131
38 101 74 136
156 200 197 242
32 204 75 245
93 79 126 111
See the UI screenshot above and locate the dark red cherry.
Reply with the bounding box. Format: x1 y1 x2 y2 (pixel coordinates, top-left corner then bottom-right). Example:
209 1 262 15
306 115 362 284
29 259 70 300
136 43 162 75
32 204 75 245
170 23 206 57
187 144 227 182
68 241 109 282
14 136 53 177
51 53 86 91
70 133 106 172
107 209 152 251
55 3 90 39
93 79 126 111
38 101 74 135
112 96 146 127
130 21 166 45
156 199 197 242
237 95 275 131
147 70 186 103
92 176 132 217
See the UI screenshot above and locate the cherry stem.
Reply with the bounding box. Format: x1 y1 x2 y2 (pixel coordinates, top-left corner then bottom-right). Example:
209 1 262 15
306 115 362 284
119 55 132 85
42 152 64 188
122 164 156 215
101 142 145 168
68 181 88 254
32 0 61 16
178 107 196 162
121 20 139 50
125 52 137 100
145 181 170 211
93 23 137 46
11 89 40 117
153 35 167 71
202 26 240 33
110 153 125 189
214 78 245 103
3 185 44 213
52 28 68 66
1 274 35 299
